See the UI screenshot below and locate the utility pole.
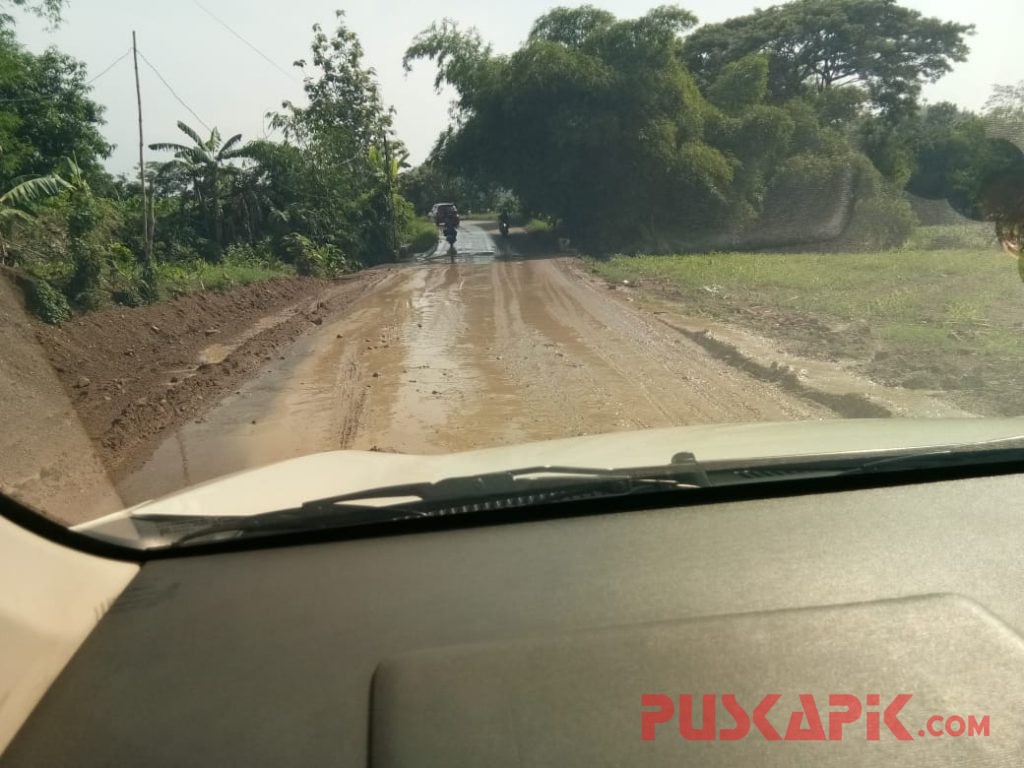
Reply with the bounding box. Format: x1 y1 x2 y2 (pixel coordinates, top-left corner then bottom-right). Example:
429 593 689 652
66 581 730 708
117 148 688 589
382 132 399 258
132 31 155 286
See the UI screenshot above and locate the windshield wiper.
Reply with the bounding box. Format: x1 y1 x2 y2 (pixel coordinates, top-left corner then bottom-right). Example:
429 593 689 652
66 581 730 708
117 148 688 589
155 454 710 546
139 442 1024 548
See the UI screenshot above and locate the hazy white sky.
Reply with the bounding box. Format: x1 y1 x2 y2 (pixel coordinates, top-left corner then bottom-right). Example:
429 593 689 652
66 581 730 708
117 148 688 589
14 0 1023 173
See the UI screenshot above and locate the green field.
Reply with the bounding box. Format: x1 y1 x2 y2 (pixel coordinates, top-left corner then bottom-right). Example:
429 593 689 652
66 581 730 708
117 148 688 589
589 228 1024 416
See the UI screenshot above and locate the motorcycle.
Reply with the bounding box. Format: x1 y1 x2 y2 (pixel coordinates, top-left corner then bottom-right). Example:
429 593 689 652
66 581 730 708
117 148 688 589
499 219 510 237
443 223 458 259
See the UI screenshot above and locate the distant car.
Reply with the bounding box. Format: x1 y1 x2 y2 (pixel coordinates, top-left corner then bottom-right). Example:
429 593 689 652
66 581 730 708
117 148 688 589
431 203 460 226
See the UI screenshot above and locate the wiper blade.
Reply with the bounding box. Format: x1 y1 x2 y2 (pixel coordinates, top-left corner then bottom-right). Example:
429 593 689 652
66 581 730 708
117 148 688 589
158 455 710 546
138 441 1024 548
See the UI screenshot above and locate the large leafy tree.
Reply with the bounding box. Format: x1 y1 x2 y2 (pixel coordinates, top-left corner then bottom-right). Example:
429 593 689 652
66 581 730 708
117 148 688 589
0 25 110 186
682 0 973 118
269 11 405 263
150 121 246 259
405 5 799 245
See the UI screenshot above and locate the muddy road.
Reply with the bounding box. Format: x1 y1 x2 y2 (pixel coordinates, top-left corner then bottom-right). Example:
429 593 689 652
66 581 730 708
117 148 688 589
118 222 843 504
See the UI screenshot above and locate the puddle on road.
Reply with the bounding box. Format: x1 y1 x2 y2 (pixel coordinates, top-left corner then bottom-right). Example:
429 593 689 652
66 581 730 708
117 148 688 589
413 221 521 266
357 265 478 451
197 306 304 366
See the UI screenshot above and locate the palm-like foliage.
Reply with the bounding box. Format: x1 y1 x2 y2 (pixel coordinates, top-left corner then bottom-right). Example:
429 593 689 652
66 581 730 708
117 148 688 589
0 172 71 264
150 121 247 258
150 122 246 169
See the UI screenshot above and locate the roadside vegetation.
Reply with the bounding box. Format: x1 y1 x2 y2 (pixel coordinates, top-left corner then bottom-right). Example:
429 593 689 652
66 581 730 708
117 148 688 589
406 0 1022 255
3 0 1024 342
406 218 439 254
1 4 424 322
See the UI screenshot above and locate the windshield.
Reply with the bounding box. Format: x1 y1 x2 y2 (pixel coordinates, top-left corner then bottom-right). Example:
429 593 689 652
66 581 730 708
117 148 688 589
1 0 1022 543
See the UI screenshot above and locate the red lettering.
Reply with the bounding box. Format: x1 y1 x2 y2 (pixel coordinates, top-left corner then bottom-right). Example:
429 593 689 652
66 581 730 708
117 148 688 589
945 715 965 737
927 715 944 736
641 694 674 741
968 715 990 737
753 694 782 740
867 712 880 740
785 694 826 741
720 695 750 740
679 694 716 740
884 695 913 740
828 694 862 741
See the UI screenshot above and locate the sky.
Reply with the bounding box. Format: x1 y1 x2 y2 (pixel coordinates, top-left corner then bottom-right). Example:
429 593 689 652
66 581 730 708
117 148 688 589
13 0 1023 174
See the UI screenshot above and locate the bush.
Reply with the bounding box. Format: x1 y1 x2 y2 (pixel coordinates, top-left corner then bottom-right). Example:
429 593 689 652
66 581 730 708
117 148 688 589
836 156 918 250
756 151 917 251
280 233 350 277
22 276 72 324
67 241 105 309
157 240 204 264
841 195 918 250
224 240 279 269
404 218 438 255
106 244 150 306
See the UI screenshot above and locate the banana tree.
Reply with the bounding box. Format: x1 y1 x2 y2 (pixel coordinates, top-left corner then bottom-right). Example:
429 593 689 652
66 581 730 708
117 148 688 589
0 173 71 265
150 121 246 260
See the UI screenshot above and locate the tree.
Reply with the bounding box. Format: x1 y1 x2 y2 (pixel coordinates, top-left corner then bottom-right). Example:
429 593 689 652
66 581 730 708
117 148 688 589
270 11 407 264
0 167 68 263
405 6 787 246
682 0 973 118
528 5 615 48
901 103 987 206
150 121 246 260
984 81 1024 150
0 25 111 186
0 0 67 26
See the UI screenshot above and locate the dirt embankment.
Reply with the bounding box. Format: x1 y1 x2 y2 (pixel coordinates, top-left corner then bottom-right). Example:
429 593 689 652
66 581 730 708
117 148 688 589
23 271 388 485
1 274 122 520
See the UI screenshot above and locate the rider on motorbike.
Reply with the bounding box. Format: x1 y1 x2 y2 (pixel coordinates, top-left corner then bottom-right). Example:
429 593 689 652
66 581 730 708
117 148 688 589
442 209 459 248
499 211 510 237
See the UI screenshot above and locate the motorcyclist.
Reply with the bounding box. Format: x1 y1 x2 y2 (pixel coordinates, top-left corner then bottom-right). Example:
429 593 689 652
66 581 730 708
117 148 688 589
499 211 510 237
442 208 459 248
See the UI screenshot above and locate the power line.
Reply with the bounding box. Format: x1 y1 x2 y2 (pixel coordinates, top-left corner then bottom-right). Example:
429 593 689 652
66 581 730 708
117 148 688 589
137 50 213 134
88 49 132 85
192 0 299 85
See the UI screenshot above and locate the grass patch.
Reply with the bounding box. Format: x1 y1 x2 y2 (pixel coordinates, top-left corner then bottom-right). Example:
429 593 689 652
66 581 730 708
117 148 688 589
523 217 553 233
590 241 1024 415
405 218 439 254
878 323 957 351
904 223 996 251
157 259 294 296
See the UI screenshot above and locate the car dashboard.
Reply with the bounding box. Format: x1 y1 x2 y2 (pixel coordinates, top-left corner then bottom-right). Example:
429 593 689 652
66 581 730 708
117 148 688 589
4 469 1024 767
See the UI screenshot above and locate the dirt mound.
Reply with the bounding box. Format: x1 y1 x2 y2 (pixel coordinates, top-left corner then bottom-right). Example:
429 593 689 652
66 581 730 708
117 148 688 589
30 273 382 482
0 273 122 522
